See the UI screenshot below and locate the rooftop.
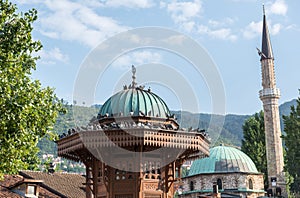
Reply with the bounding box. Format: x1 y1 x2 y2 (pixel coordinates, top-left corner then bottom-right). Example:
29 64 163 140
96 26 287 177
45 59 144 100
98 65 171 119
188 145 259 176
0 171 86 198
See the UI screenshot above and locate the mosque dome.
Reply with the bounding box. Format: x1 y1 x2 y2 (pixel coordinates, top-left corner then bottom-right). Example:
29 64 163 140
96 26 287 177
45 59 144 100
98 86 171 119
188 145 259 176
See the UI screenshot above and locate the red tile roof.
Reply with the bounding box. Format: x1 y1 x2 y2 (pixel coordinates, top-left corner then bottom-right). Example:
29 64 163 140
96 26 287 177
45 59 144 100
0 171 86 198
20 171 86 198
0 175 22 197
0 175 23 188
0 186 21 198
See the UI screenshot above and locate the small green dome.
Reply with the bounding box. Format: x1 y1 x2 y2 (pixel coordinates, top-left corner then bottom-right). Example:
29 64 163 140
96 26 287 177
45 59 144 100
188 145 259 176
99 87 171 119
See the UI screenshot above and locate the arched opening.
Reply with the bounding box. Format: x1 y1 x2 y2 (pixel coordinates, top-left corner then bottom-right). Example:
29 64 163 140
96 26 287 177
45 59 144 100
249 179 253 189
217 178 223 190
190 181 194 191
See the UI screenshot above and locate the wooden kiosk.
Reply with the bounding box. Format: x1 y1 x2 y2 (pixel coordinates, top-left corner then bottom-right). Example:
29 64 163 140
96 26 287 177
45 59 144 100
57 66 210 198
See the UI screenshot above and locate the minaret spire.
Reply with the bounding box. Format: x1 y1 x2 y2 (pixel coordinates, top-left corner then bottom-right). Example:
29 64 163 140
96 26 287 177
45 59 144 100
258 5 287 196
261 5 274 60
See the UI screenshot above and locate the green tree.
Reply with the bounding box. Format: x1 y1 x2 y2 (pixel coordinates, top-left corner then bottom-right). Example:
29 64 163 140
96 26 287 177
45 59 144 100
0 0 65 177
241 111 268 189
282 96 300 195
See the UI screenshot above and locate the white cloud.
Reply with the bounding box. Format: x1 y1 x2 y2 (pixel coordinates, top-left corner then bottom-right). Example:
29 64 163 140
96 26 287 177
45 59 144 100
166 0 202 23
163 35 187 45
20 0 155 9
182 21 196 32
230 0 256 2
159 1 166 8
162 0 237 39
162 0 202 32
37 47 69 64
243 20 282 39
111 51 162 70
267 0 288 16
242 21 262 39
286 24 300 32
20 0 128 48
100 0 155 8
208 18 236 28
271 23 281 35
198 25 210 34
198 25 237 41
210 28 237 41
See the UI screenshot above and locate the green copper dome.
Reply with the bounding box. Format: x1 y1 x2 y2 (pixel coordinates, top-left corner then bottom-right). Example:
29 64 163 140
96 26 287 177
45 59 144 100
99 87 171 119
188 145 259 176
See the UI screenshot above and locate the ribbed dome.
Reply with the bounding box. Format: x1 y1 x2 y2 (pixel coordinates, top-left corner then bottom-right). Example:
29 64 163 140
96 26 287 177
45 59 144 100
188 145 259 176
99 87 171 119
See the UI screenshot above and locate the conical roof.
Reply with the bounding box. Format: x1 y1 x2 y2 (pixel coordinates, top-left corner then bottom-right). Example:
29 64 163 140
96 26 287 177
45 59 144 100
261 7 274 60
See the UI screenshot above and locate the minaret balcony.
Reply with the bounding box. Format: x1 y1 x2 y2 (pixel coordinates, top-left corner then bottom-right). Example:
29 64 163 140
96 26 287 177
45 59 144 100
259 88 280 99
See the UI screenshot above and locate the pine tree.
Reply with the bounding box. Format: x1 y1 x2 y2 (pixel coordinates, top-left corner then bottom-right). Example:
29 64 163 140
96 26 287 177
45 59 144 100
241 111 268 189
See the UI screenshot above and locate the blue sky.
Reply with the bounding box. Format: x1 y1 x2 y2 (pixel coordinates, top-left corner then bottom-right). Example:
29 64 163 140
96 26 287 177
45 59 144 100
12 0 300 115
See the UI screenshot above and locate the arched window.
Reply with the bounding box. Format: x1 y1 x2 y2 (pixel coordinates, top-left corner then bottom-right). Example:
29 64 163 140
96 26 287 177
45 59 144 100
217 178 223 190
190 181 194 191
249 179 253 189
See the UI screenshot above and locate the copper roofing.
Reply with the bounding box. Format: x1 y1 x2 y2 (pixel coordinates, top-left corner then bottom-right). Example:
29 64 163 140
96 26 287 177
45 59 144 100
188 145 259 176
261 6 274 60
98 65 171 119
99 87 171 119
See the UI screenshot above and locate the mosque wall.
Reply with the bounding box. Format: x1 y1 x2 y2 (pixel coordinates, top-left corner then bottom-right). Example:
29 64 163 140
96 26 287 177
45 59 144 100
181 173 264 197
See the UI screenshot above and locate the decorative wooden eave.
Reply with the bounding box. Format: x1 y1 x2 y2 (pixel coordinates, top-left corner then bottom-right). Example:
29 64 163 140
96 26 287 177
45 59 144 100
57 128 209 161
98 115 179 130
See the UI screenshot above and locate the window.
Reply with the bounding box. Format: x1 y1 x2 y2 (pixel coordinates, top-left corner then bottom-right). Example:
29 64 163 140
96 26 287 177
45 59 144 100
27 185 36 194
115 169 120 180
249 179 253 190
25 184 38 198
217 178 223 190
190 181 194 191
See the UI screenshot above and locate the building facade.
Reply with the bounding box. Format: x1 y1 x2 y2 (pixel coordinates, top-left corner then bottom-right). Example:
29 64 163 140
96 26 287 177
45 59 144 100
180 145 265 198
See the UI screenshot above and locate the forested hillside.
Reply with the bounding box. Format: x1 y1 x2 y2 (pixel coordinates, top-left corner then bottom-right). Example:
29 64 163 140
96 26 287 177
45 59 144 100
38 104 99 155
38 99 297 155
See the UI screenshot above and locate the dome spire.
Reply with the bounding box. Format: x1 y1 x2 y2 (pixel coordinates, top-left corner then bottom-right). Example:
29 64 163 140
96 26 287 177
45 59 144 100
131 65 137 88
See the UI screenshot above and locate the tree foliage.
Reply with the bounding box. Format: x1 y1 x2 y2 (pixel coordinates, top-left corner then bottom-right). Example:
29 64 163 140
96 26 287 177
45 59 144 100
241 111 268 189
38 103 99 155
0 0 65 176
282 96 300 194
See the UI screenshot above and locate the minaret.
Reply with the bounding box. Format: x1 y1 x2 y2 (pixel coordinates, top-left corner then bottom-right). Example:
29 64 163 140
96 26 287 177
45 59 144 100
258 6 286 195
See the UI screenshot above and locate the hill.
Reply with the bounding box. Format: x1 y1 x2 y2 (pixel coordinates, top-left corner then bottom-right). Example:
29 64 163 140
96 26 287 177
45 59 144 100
38 99 298 155
279 98 297 132
37 104 99 155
